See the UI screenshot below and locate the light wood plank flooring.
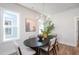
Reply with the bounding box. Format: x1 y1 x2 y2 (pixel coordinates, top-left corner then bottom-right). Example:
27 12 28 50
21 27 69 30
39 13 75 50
50 43 79 55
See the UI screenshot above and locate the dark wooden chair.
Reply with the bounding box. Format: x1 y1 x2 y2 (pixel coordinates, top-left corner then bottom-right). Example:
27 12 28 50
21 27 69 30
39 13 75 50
40 36 59 55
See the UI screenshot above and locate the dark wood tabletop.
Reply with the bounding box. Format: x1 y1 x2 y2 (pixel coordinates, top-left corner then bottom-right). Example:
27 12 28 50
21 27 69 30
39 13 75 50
24 37 50 48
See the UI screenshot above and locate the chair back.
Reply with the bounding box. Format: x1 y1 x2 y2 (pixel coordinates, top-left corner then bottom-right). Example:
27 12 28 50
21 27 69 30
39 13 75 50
50 37 56 46
48 36 57 51
13 42 22 55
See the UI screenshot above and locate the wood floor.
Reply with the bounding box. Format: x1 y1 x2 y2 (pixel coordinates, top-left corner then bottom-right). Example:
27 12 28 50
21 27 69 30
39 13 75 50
50 43 79 55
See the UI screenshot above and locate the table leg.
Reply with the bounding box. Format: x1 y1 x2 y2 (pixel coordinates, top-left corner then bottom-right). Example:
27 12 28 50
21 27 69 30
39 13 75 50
31 47 40 55
35 47 40 55
37 48 40 55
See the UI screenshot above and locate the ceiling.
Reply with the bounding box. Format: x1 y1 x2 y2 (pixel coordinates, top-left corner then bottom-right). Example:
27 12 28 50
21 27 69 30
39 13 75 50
19 3 79 16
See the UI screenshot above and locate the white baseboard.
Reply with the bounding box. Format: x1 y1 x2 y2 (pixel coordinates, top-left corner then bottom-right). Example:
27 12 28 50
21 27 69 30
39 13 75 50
59 41 77 47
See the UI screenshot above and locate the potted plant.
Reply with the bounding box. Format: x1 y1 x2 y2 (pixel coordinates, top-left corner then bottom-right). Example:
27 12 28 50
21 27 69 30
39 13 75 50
41 20 54 39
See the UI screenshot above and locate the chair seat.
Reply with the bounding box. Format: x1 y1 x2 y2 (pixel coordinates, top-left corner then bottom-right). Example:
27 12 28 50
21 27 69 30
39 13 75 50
0 42 18 55
0 49 17 55
20 46 36 55
41 46 48 51
41 46 53 52
0 41 36 55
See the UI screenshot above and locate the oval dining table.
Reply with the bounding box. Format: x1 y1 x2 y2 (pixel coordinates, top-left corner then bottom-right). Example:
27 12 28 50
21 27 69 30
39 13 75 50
24 37 50 55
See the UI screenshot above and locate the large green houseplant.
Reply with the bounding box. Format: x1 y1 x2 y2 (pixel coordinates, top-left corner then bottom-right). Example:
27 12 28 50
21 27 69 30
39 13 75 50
41 20 54 39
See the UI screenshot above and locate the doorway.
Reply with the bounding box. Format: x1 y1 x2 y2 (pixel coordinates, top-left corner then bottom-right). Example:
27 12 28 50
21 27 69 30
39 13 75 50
74 16 79 47
77 21 79 47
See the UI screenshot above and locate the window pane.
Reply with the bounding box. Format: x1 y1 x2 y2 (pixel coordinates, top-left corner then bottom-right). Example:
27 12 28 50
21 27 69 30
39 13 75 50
11 27 17 38
4 11 17 19
5 27 17 38
5 19 12 25
5 27 12 38
5 28 11 35
4 14 17 26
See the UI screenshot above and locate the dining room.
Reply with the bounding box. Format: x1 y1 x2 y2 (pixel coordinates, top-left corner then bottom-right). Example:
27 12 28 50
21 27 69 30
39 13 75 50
0 3 79 55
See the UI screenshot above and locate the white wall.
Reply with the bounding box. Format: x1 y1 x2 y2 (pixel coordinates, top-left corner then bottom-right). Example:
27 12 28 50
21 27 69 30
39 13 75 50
0 3 79 54
53 8 79 46
0 8 1 42
0 3 40 46
0 8 3 43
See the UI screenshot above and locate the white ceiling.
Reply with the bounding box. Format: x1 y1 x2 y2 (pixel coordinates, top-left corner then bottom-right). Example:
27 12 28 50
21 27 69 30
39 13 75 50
19 3 79 16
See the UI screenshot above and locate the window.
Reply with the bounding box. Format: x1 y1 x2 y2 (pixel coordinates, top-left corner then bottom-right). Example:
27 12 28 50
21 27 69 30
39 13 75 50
3 10 19 41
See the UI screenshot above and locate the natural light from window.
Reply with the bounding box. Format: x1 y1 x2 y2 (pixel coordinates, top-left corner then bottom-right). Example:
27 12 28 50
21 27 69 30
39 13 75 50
3 10 19 41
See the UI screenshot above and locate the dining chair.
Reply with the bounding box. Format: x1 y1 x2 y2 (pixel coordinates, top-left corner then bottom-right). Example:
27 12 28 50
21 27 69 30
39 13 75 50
0 41 21 55
49 37 59 55
19 45 36 55
13 42 36 55
40 36 59 55
0 41 36 55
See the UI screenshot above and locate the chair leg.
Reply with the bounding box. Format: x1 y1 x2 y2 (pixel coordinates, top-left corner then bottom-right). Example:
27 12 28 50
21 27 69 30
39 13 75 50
52 47 57 55
48 51 50 55
38 48 40 55
52 49 54 55
18 47 22 55
51 48 55 55
54 47 57 55
56 42 59 51
57 45 59 51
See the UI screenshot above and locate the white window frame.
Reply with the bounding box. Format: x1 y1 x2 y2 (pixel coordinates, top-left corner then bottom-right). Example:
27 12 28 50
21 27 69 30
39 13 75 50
2 9 20 42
